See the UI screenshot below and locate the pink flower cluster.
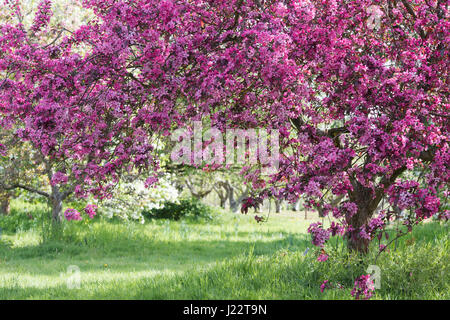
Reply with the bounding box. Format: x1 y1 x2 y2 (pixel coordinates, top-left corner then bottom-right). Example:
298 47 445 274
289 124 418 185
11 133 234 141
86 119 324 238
351 275 375 300
307 222 330 247
320 280 331 293
64 204 97 221
388 182 442 222
31 0 52 33
438 210 450 221
64 209 82 221
0 143 7 156
317 253 329 262
84 204 97 219
359 215 386 240
329 221 345 237
241 197 264 214
320 280 344 293
50 172 68 186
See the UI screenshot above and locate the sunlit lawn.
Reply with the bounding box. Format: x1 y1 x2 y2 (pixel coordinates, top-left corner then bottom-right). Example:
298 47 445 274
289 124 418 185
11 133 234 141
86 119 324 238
0 210 313 299
0 209 448 299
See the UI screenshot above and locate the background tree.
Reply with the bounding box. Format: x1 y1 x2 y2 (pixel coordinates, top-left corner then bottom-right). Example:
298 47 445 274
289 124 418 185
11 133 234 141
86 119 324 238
0 132 50 214
0 0 164 225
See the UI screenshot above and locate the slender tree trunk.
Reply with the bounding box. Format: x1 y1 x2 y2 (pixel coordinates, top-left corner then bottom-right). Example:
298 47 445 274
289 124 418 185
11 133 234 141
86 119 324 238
0 194 10 215
292 199 300 211
229 187 239 213
214 182 230 209
226 182 249 213
50 187 63 224
275 199 281 213
318 207 325 217
219 196 227 209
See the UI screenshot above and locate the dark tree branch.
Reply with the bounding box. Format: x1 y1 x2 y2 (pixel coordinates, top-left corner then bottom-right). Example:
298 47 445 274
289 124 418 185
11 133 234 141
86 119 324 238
0 183 50 198
430 112 450 119
400 0 427 39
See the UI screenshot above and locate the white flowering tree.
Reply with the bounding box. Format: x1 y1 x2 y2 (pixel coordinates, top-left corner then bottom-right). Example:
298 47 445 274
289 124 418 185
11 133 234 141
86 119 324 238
97 176 179 222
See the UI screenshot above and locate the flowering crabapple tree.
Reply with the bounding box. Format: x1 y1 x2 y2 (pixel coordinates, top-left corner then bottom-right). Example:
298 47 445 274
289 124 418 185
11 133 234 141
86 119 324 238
270 0 449 253
1 0 448 255
233 0 448 253
0 0 159 223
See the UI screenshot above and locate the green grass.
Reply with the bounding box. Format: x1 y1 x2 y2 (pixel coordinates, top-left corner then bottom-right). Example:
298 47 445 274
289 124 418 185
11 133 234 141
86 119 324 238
0 209 448 299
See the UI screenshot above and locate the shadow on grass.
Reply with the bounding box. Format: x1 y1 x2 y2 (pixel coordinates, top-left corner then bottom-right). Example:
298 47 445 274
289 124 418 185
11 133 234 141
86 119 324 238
0 232 312 276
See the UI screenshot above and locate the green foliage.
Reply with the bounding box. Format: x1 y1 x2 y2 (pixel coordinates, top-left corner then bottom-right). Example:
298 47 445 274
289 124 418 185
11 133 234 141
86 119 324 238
0 201 46 233
142 198 215 221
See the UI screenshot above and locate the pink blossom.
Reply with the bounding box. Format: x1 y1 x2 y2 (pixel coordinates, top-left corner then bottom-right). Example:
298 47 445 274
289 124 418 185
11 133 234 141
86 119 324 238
351 275 375 300
317 253 329 262
50 172 68 186
320 280 331 293
84 204 97 219
31 0 52 33
64 208 82 221
0 144 7 156
307 223 330 247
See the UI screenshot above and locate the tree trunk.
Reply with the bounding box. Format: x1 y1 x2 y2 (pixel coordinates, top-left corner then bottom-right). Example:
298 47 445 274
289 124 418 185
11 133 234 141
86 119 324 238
219 196 227 209
229 187 238 213
292 199 300 211
214 181 230 209
346 185 382 254
317 207 325 217
346 206 372 254
225 182 248 213
50 187 63 224
0 194 10 215
275 199 281 213
185 178 213 199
